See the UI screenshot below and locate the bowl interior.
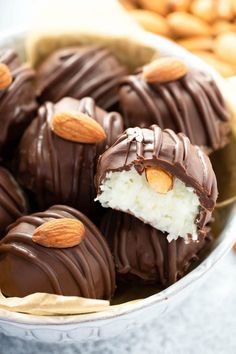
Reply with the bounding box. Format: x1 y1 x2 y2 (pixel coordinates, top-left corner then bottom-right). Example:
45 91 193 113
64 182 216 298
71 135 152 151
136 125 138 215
0 29 235 325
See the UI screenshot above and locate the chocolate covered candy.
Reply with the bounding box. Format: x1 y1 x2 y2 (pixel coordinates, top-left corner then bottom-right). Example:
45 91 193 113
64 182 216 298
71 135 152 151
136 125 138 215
119 57 230 153
0 49 37 160
0 205 115 299
36 46 127 110
95 125 218 242
101 210 212 286
0 167 27 236
16 97 124 216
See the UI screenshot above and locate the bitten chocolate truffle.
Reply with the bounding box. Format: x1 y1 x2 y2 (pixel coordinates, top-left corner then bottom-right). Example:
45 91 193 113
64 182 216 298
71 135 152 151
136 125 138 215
95 125 218 242
36 46 127 110
0 167 27 237
101 210 212 286
0 205 115 299
16 97 123 216
0 49 37 160
119 57 230 153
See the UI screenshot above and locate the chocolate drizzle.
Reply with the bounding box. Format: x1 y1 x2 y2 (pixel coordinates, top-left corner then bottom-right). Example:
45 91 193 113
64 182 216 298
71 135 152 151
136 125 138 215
16 97 124 215
36 46 127 110
0 49 37 160
119 70 230 152
101 210 212 286
0 167 27 236
95 125 218 232
0 205 115 299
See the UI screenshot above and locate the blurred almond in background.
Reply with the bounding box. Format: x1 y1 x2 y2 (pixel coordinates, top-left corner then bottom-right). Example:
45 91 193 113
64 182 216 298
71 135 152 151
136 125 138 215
120 0 236 77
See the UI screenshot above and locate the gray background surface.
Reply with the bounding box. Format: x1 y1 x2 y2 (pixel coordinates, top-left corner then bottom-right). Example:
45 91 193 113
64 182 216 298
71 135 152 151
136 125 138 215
0 1 236 353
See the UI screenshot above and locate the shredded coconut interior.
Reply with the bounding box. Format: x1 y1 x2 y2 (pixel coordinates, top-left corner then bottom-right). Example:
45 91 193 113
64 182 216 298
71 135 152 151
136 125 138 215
96 167 200 242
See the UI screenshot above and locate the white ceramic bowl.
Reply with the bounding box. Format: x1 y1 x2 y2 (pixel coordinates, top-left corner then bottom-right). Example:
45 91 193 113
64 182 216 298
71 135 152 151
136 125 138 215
0 29 235 343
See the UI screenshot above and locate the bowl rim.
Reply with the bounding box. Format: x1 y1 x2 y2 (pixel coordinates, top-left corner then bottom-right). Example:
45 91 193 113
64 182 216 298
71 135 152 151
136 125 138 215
0 28 235 327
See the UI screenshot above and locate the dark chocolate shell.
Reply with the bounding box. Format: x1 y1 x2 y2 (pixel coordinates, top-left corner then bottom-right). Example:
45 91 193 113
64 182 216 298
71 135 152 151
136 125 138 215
16 97 124 216
0 205 115 299
119 69 230 153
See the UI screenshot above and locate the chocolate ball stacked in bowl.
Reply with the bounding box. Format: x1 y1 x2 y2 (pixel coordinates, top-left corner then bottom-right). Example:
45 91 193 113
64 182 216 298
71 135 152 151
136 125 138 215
35 46 127 110
119 57 231 154
0 205 116 299
15 96 124 217
0 43 230 302
0 49 37 161
95 124 217 286
0 167 28 237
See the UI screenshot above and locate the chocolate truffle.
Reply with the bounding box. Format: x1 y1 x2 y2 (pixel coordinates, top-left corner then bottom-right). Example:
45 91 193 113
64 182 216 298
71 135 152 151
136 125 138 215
119 58 230 153
101 210 212 286
16 97 124 216
0 49 37 160
0 167 27 237
36 46 127 110
95 125 218 242
0 205 115 299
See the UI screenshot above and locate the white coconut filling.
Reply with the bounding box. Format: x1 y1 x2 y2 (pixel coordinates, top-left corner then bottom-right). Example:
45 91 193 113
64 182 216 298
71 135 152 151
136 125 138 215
96 167 200 242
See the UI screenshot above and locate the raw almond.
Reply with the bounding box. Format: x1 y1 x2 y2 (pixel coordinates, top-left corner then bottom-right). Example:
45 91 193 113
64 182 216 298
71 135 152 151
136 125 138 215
142 57 188 83
51 111 107 144
119 0 137 11
130 10 170 37
167 12 212 38
32 218 85 248
212 20 236 35
138 0 168 16
146 167 173 194
194 51 236 77
168 0 190 12
177 36 213 51
0 63 12 90
232 0 236 15
233 242 236 252
214 32 236 66
216 0 234 21
190 0 217 23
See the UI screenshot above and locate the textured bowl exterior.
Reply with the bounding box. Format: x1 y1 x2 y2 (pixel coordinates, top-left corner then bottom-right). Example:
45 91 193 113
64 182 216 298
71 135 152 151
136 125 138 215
0 29 236 343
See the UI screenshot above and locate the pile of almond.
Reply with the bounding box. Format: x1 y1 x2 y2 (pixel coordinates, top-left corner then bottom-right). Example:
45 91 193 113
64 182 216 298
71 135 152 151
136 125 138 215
120 0 236 77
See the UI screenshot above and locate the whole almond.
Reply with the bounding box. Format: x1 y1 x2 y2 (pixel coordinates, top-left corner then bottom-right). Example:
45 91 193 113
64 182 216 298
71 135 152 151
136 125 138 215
138 0 168 16
119 0 137 11
217 0 234 21
177 36 213 51
168 0 190 12
212 20 236 35
232 0 236 15
167 12 211 38
0 63 12 90
194 51 236 77
233 242 236 252
214 32 236 66
51 111 107 144
146 167 173 194
190 0 217 23
32 218 85 248
142 57 188 83
130 10 170 37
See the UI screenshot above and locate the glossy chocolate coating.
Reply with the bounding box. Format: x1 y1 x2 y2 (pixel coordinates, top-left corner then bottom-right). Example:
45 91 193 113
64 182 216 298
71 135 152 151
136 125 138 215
36 46 127 110
101 210 212 286
0 205 115 299
16 97 124 216
0 167 27 237
0 49 37 160
119 69 230 153
95 125 218 236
